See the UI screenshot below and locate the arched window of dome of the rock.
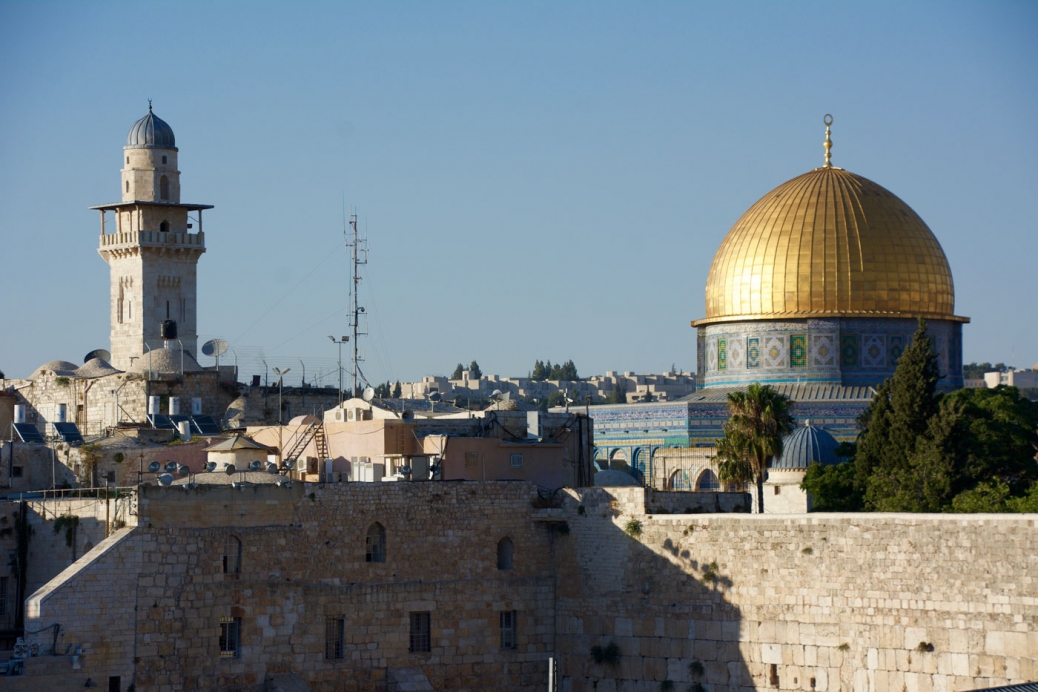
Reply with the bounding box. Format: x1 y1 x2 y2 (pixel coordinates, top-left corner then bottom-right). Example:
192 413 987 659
365 522 386 563
669 470 692 490
696 469 721 491
497 537 514 571
223 535 242 574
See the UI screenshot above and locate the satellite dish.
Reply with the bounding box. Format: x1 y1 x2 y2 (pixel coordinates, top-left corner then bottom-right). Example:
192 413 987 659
249 460 262 471
399 466 411 476
428 392 441 402
164 461 178 473
84 349 111 364
205 461 217 472
490 389 502 399
224 463 236 475
148 461 161 473
157 473 173 486
201 339 229 358
176 464 190 477
266 461 278 474
401 410 414 422
362 387 375 402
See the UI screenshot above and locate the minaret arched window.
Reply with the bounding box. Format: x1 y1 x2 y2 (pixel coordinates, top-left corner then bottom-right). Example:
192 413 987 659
160 221 169 234
365 522 386 563
125 180 129 193
160 175 169 200
497 537 514 570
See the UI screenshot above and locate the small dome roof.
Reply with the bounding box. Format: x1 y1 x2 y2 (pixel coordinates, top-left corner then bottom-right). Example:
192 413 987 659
127 347 203 374
29 360 79 379
126 104 176 150
773 422 842 470
74 358 122 379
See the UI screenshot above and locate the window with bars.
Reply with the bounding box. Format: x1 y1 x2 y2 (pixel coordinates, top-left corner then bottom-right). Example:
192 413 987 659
409 611 430 653
324 617 344 660
500 610 517 650
510 453 523 468
223 535 242 575
365 523 386 563
219 616 240 658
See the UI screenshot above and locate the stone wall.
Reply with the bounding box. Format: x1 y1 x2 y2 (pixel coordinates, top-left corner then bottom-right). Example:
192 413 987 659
554 487 1038 692
18 481 1038 692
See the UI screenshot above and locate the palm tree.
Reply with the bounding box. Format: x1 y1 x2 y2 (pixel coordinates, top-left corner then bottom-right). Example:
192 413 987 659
714 383 795 513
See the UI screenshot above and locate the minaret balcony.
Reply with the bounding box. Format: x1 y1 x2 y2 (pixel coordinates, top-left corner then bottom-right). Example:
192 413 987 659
99 230 205 250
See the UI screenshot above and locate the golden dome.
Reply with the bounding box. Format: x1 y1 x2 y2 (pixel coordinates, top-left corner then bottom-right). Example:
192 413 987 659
695 166 967 326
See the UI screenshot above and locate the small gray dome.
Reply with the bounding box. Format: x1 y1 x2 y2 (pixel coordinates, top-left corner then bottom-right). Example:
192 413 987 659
773 422 842 470
126 104 176 150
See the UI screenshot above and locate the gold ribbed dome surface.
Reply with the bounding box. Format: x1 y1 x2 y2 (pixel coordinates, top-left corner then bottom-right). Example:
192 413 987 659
697 166 964 325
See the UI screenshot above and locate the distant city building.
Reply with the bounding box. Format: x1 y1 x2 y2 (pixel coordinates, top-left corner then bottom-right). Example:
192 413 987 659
399 369 696 404
983 368 1038 389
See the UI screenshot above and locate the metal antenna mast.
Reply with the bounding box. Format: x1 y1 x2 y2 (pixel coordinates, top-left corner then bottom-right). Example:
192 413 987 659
345 209 368 397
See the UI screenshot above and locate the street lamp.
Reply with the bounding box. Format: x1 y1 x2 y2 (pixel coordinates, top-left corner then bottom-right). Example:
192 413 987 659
273 367 291 425
328 336 349 406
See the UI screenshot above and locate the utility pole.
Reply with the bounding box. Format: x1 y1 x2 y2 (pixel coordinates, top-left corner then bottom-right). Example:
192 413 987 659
345 210 367 398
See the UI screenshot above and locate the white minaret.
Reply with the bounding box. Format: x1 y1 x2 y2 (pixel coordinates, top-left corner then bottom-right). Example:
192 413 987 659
93 103 212 370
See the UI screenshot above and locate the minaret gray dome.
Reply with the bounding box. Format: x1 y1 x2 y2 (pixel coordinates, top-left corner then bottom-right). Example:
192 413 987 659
126 103 176 150
773 421 843 470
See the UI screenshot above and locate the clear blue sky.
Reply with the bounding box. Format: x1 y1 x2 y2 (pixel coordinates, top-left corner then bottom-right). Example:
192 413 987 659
1 1 1035 385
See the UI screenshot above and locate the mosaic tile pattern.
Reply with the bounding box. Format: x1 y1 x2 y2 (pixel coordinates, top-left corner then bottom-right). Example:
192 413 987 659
728 338 744 369
718 339 727 371
763 336 787 369
841 334 858 368
790 335 807 369
747 337 761 369
707 340 717 371
936 336 949 373
810 334 836 368
889 335 905 365
862 335 887 368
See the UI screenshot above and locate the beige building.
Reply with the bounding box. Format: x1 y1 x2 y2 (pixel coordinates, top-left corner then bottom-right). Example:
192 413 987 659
983 367 1038 389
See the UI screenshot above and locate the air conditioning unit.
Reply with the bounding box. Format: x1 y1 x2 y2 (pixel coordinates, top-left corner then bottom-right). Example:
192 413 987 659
296 457 308 473
306 457 320 475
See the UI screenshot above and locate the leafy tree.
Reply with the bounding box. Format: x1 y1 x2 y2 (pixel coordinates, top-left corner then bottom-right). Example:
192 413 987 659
715 383 794 513
855 320 943 511
962 362 1013 379
468 360 482 379
806 320 1038 512
801 460 864 511
392 381 402 398
451 363 464 380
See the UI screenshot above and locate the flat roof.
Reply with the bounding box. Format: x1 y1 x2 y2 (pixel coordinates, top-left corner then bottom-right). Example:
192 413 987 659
89 201 214 211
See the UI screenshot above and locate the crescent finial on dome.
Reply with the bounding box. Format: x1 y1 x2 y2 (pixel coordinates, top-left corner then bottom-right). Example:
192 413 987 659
823 114 833 168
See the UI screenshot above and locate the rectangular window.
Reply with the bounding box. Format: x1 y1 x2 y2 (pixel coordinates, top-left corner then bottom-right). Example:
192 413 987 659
464 452 478 468
219 616 240 658
500 610 517 650
108 676 121 692
409 611 430 653
11 467 22 478
325 617 345 660
510 453 523 468
0 577 7 618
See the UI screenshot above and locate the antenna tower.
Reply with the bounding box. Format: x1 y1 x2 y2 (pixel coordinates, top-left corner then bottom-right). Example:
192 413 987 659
345 209 368 397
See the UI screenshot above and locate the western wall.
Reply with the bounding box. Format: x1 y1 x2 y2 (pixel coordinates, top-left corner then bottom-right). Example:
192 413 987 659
15 482 1036 691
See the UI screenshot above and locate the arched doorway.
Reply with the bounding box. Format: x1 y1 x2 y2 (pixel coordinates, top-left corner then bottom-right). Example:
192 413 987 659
668 469 692 490
696 469 721 491
608 448 627 471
